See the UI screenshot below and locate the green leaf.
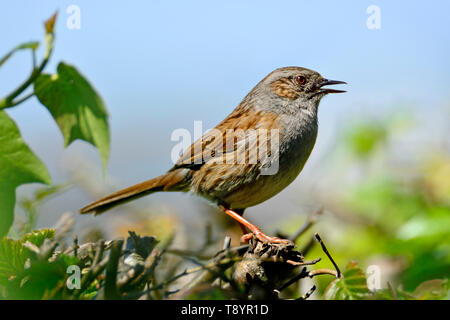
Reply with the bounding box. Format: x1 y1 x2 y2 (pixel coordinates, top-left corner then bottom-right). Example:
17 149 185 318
0 41 39 68
34 62 110 170
0 111 51 237
21 229 55 247
0 237 29 286
324 261 371 300
372 279 449 300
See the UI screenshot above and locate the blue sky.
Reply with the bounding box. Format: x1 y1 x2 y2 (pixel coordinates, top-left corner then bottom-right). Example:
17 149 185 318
1 1 449 232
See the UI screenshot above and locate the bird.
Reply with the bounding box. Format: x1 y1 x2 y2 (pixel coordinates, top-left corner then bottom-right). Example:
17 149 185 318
80 66 346 245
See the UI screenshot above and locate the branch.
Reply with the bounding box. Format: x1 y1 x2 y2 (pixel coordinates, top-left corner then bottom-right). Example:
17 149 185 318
308 269 338 277
314 233 342 278
297 285 316 300
104 239 124 299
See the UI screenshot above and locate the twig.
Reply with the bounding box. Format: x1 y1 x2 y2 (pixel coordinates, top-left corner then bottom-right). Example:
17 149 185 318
104 239 123 299
149 269 190 292
73 235 79 258
387 281 398 300
222 236 231 250
297 285 316 300
166 224 216 260
53 212 74 242
166 249 213 260
125 236 173 291
308 269 338 278
171 247 244 299
40 239 58 261
298 236 315 256
168 243 248 262
286 257 321 266
314 233 342 278
202 223 213 248
117 263 145 291
289 207 323 242
184 256 244 275
73 257 108 298
125 248 160 290
212 236 232 288
93 240 105 266
278 267 309 291
214 244 249 258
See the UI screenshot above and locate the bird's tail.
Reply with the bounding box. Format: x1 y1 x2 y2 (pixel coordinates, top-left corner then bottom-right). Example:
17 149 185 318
79 169 189 215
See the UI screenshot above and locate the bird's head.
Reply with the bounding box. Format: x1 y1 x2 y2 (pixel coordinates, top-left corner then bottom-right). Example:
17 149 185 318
265 66 346 103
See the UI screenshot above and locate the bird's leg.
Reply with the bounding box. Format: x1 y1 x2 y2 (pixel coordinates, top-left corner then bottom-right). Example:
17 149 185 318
233 208 249 235
219 206 293 245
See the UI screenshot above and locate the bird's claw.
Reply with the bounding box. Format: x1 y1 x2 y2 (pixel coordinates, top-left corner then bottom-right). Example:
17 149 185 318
240 232 293 246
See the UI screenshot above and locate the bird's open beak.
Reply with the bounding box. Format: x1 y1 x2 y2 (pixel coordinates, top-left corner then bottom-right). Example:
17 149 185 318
319 79 347 94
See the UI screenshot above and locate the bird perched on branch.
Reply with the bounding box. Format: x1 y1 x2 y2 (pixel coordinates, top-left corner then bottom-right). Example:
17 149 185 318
80 66 346 245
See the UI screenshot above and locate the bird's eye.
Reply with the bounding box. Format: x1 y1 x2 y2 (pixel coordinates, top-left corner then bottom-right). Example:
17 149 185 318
296 75 306 85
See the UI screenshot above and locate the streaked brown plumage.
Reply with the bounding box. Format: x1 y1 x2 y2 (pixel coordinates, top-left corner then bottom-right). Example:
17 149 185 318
80 66 346 244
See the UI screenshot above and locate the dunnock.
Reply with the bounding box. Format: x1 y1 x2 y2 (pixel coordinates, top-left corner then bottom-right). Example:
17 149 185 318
80 66 346 245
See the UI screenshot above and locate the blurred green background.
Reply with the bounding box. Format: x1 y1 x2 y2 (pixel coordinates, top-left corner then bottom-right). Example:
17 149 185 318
1 1 449 298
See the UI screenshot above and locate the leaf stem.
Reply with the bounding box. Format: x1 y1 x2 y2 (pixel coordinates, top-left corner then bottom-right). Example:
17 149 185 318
0 20 55 110
32 49 37 69
1 92 35 109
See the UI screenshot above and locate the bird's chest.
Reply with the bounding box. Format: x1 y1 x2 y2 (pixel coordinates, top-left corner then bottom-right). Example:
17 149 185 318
263 115 318 192
279 113 318 175
222 111 318 208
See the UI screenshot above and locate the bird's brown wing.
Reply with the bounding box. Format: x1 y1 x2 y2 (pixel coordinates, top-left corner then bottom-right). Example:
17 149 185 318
80 107 280 215
171 106 280 171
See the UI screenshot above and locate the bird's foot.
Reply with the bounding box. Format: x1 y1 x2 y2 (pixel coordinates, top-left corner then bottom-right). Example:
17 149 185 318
240 233 254 244
240 231 293 246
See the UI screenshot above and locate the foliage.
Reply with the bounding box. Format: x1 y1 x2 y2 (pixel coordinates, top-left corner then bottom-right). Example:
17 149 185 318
0 238 29 286
14 184 69 237
284 115 450 300
0 223 339 300
338 119 450 292
324 261 370 300
0 13 109 237
0 112 51 236
0 229 200 299
0 11 448 302
1 224 447 300
323 261 448 300
34 63 109 168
